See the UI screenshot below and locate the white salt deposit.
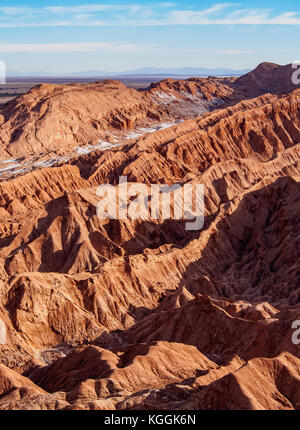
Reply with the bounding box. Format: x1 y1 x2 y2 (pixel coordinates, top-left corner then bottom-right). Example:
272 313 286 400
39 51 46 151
0 163 22 172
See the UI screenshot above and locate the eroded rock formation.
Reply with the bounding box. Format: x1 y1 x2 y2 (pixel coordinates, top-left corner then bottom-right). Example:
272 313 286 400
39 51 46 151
0 63 299 410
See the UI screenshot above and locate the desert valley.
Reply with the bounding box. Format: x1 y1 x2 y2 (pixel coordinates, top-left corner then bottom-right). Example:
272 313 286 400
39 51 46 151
0 61 299 410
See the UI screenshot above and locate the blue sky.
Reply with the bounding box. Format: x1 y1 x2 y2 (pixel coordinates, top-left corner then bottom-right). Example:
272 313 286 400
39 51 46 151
0 1 299 73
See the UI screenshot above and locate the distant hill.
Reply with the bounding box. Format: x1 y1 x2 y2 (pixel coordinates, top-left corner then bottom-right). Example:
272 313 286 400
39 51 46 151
6 66 250 78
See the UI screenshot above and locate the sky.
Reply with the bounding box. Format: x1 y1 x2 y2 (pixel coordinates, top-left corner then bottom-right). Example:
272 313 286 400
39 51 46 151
0 0 299 74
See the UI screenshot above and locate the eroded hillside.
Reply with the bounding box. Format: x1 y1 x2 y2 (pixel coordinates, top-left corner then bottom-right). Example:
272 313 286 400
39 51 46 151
0 63 299 410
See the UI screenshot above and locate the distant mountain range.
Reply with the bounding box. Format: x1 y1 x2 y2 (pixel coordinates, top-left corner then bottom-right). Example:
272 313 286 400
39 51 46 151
6 66 250 78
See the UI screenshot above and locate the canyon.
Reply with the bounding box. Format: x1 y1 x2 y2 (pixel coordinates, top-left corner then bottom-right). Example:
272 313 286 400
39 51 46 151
0 62 299 410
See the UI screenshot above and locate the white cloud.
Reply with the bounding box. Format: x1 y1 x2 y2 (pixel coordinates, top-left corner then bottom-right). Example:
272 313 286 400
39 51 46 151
74 14 93 20
163 5 300 25
222 49 249 54
0 7 30 15
44 5 118 14
0 42 158 53
0 3 300 27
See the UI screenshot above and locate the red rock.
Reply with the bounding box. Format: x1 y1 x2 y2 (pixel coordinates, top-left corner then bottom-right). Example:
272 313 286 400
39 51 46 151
0 63 299 410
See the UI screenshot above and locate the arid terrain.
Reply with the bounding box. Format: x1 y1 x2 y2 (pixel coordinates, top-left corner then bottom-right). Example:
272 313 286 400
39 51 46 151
0 75 183 106
0 62 299 410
